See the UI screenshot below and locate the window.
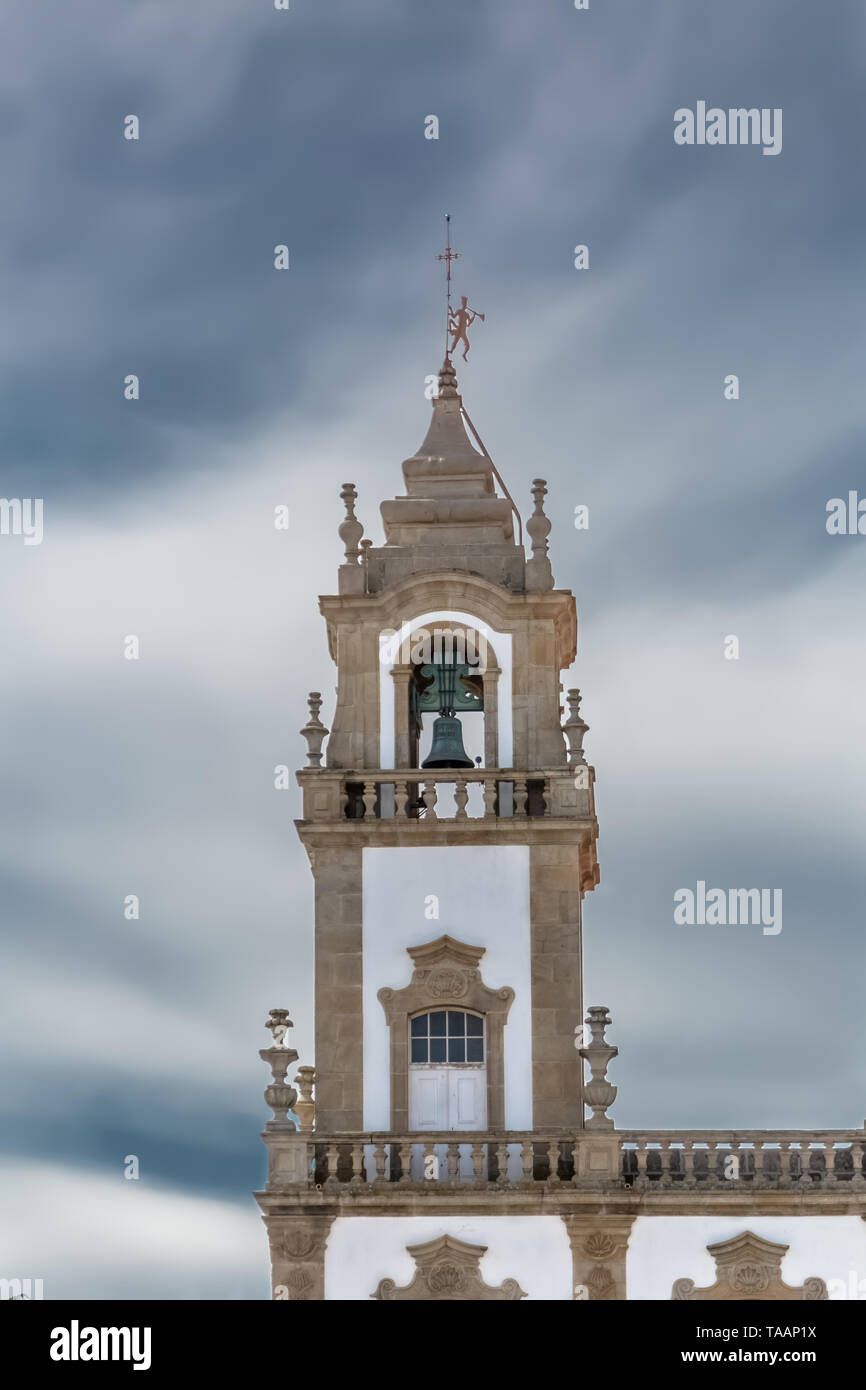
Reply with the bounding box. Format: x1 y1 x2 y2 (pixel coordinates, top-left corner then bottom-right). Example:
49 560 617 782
410 1010 484 1065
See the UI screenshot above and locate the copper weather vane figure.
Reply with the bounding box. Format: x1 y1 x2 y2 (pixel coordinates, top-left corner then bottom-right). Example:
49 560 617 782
436 214 484 361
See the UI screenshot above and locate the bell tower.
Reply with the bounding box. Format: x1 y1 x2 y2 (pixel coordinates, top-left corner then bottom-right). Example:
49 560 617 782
256 350 613 1302
304 354 597 1132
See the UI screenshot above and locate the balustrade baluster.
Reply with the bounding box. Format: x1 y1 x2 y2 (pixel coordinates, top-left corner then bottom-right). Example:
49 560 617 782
454 779 468 820
325 1143 340 1185
548 1137 560 1182
446 1142 460 1181
350 1143 364 1184
823 1141 836 1186
471 1141 486 1184
394 781 409 818
659 1139 672 1187
635 1139 648 1189
804 1143 816 1183
753 1143 765 1186
779 1141 793 1185
513 777 528 819
362 782 378 819
705 1141 719 1185
541 776 551 817
397 1142 412 1183
373 1143 387 1183
494 1140 509 1184
421 782 438 820
682 1140 695 1187
421 1139 437 1182
522 1139 535 1184
851 1141 865 1186
482 778 497 819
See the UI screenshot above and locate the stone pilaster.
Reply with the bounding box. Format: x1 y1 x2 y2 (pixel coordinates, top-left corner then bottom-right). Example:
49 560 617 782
391 664 413 767
265 1214 336 1302
530 843 584 1127
562 1214 635 1301
314 846 364 1130
480 666 500 767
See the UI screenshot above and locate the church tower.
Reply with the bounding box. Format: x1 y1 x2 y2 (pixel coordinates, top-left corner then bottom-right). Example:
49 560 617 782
254 350 628 1303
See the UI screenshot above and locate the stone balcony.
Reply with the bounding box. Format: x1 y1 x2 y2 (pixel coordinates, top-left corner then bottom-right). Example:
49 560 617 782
296 766 597 827
257 1125 866 1219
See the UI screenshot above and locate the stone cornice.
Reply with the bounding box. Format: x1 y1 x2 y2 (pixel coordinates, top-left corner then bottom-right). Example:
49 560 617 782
255 1187 866 1220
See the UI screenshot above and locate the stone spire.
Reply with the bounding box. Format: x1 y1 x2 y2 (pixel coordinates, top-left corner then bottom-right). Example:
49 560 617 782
395 358 502 511
371 358 523 594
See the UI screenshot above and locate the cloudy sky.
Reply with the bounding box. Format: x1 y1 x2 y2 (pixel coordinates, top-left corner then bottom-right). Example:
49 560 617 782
1 0 864 1298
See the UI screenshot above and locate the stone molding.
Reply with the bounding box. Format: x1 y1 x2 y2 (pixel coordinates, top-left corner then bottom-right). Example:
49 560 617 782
672 1231 828 1301
371 1234 527 1301
378 934 515 1131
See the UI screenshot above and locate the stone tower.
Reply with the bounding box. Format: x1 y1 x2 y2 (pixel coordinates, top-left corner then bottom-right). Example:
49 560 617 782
254 354 622 1301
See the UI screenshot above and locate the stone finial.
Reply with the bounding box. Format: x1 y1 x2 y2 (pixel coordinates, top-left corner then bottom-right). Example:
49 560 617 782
525 478 554 592
577 1006 618 1130
436 357 459 400
338 483 364 563
564 688 589 766
266 1007 293 1048
300 692 329 767
293 1065 316 1132
261 1009 300 1124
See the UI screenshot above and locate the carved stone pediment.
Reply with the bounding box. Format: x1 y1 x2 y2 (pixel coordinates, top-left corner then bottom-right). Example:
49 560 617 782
371 1234 527 1301
672 1231 828 1302
379 935 510 1013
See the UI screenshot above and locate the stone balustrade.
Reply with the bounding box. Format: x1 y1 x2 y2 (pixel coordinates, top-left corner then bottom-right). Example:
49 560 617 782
295 766 596 824
620 1131 866 1188
261 1128 866 1191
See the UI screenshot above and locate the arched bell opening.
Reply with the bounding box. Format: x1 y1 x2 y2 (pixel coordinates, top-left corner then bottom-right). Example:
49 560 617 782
392 622 501 776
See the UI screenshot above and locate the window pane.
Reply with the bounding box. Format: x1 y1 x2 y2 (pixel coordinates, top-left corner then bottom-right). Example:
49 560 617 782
447 1011 466 1036
466 1014 483 1036
467 1037 484 1062
448 1037 465 1063
411 1038 428 1063
429 1037 446 1062
410 1015 427 1038
429 1011 447 1036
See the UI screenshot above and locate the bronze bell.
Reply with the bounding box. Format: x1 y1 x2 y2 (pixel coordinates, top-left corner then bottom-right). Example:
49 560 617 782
422 713 473 769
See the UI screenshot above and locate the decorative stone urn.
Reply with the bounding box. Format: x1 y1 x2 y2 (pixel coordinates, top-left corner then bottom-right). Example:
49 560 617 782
260 1008 299 1123
578 1006 618 1129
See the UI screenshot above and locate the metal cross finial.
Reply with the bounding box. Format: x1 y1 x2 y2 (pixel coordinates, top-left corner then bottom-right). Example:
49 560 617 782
435 213 461 360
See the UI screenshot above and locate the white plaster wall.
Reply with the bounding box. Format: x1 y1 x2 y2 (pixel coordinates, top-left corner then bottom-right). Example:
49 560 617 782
378 609 513 768
362 845 532 1131
326 1215 572 1300
628 1215 866 1300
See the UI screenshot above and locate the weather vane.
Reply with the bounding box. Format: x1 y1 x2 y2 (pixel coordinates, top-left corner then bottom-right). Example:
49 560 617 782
436 214 484 362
